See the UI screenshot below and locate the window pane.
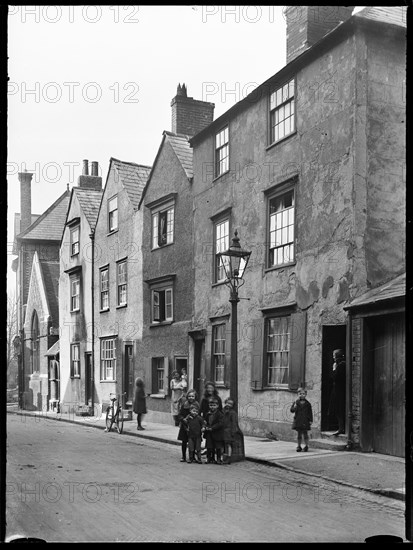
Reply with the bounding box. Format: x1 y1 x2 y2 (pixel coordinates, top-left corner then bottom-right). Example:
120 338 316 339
152 214 158 248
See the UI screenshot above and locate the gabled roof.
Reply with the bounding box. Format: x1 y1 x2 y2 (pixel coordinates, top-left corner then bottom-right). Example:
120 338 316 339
345 272 405 310
17 190 71 242
111 158 151 211
164 131 193 179
354 6 406 28
73 187 103 230
39 260 60 325
138 131 193 209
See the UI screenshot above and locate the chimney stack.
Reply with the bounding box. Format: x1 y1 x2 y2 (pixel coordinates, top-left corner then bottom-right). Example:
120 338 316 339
285 6 355 64
18 170 33 234
77 159 102 190
171 83 214 137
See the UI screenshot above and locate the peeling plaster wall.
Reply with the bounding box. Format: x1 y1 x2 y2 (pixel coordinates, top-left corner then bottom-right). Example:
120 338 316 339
192 29 402 439
363 26 406 287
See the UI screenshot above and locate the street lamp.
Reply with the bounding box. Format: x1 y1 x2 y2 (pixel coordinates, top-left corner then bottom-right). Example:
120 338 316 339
217 230 251 407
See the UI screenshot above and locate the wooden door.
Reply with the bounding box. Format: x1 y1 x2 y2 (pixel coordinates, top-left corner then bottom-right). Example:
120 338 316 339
371 313 405 457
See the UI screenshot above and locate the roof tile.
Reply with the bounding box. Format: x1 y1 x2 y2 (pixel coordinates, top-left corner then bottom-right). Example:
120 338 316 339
112 159 151 210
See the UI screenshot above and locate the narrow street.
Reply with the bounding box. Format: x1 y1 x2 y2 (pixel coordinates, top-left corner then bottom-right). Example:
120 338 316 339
6 414 405 543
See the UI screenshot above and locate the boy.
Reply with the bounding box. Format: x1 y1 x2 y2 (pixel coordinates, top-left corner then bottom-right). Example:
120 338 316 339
204 397 225 464
290 387 313 452
182 405 204 463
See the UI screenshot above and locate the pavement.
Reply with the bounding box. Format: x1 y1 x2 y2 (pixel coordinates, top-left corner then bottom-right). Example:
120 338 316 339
7 404 405 502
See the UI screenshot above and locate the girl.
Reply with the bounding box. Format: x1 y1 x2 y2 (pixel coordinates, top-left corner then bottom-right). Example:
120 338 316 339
222 397 241 465
170 370 187 426
133 377 147 431
199 381 222 420
177 389 199 462
290 387 313 452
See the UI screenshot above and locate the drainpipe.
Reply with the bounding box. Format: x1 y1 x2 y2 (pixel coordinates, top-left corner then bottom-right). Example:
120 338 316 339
90 230 95 412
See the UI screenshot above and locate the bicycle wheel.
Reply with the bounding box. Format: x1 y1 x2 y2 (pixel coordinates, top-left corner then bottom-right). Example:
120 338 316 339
116 408 124 434
105 407 114 432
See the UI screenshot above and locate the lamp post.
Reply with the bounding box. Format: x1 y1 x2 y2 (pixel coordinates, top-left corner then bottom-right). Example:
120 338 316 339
217 230 251 408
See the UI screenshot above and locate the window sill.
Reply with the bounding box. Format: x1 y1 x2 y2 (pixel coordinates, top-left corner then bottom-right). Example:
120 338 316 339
150 321 173 327
100 380 117 383
70 309 80 314
263 386 294 392
151 242 174 251
266 130 297 152
107 229 119 236
264 261 296 273
100 308 110 313
116 304 127 309
71 375 81 379
149 393 166 399
71 253 79 258
212 169 230 184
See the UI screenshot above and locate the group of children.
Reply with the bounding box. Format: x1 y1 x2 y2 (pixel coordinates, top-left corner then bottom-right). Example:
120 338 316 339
177 382 241 465
135 376 314 459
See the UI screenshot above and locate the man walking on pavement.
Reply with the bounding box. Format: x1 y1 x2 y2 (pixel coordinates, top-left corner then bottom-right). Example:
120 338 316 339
328 349 346 436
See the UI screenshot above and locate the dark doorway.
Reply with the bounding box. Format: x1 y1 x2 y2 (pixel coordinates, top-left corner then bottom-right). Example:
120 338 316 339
123 345 134 405
321 325 347 431
194 339 205 399
85 352 92 406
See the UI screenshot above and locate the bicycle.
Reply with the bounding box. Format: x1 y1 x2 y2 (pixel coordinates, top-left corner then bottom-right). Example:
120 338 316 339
105 392 126 434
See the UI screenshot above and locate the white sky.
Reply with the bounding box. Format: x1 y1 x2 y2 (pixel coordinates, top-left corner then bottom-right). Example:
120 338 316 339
7 5 363 294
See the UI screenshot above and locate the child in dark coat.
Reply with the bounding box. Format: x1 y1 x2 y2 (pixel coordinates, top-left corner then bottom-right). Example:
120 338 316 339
204 397 225 464
182 405 205 464
290 387 313 452
177 389 200 462
133 377 147 430
222 397 241 465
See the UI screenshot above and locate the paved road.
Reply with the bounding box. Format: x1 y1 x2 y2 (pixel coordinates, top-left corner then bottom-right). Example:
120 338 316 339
6 414 405 543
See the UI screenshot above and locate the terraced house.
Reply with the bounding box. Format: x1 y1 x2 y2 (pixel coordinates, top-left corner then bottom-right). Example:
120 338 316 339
93 157 151 417
189 6 405 456
59 161 103 413
137 84 214 424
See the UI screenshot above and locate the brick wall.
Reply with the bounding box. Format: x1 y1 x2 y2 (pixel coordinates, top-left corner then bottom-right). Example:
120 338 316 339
171 95 214 136
286 6 354 64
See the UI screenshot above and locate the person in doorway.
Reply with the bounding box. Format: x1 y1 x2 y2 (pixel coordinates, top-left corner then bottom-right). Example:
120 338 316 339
177 389 199 462
328 349 346 436
133 377 147 431
170 370 187 426
290 387 313 452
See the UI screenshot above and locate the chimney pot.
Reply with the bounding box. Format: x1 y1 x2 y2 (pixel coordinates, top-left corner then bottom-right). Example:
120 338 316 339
91 161 99 176
82 159 89 175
